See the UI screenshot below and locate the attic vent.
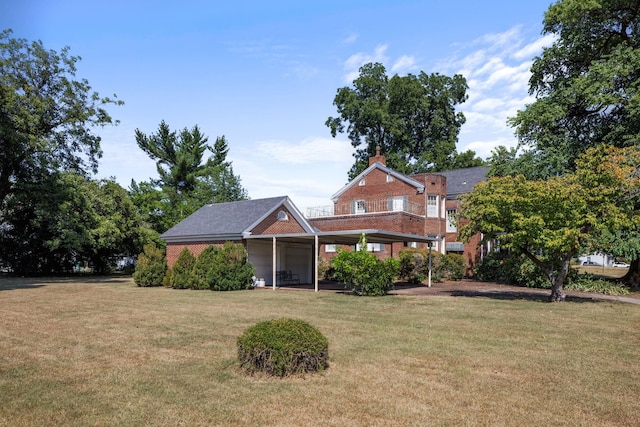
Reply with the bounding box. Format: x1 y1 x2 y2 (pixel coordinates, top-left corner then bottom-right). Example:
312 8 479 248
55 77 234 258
277 210 289 221
359 179 366 186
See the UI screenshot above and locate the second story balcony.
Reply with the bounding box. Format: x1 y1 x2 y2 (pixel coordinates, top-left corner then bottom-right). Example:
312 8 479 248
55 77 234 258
306 198 425 218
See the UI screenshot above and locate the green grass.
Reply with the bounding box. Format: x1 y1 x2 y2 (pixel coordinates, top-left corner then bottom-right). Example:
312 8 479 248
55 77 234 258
1 276 639 426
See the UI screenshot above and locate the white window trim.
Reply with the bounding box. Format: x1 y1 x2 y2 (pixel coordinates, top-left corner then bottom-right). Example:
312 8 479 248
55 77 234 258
427 195 438 218
446 209 457 232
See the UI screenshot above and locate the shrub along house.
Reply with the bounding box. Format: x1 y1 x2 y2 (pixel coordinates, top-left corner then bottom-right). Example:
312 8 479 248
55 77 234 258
306 147 487 274
161 196 435 291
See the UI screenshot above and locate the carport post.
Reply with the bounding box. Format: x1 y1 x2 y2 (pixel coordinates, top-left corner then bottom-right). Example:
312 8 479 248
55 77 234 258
428 243 432 288
314 234 319 292
272 237 277 290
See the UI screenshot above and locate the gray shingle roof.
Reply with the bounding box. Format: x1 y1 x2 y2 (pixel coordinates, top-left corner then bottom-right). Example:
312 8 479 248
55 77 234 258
438 167 488 197
161 196 289 239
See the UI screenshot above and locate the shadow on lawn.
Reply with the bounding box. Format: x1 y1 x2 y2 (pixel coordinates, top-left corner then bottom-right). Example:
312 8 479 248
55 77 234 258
0 274 132 291
448 289 600 304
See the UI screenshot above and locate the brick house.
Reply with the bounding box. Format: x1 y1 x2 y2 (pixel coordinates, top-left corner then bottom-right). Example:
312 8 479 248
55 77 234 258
306 147 487 274
161 195 434 290
161 148 486 289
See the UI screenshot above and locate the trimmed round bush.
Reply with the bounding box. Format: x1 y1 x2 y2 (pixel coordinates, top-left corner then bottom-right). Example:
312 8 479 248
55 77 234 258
237 318 329 377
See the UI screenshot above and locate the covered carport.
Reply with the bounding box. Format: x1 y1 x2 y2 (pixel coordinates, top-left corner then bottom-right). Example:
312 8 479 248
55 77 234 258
243 229 437 292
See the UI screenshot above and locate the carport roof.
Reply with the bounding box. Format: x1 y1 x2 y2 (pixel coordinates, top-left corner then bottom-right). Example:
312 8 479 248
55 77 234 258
243 229 437 245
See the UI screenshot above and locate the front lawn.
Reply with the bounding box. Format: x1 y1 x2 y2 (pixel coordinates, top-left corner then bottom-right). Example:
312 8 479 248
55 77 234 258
1 277 639 426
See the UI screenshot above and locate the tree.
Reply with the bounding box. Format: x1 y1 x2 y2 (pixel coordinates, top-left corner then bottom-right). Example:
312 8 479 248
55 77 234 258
0 29 122 210
460 145 640 300
326 62 478 179
133 121 248 232
502 0 640 283
508 0 640 178
573 145 640 286
0 172 146 274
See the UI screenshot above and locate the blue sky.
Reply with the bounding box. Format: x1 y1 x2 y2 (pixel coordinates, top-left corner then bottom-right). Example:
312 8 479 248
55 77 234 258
3 0 556 212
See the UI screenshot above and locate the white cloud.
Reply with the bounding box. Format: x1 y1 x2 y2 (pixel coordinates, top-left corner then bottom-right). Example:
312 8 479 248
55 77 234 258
230 137 354 212
252 137 354 164
343 44 389 82
343 33 359 44
94 125 157 187
478 26 523 51
433 26 554 161
391 55 417 74
512 33 556 60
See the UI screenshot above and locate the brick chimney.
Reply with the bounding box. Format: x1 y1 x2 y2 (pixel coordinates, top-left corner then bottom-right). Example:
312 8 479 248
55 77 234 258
369 145 386 166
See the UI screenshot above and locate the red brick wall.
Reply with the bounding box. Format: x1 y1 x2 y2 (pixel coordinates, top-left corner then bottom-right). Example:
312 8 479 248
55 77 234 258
310 211 424 234
334 168 425 213
166 241 229 268
250 206 306 235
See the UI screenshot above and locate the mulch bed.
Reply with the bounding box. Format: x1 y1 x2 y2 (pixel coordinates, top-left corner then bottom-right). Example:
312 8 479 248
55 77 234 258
390 279 640 304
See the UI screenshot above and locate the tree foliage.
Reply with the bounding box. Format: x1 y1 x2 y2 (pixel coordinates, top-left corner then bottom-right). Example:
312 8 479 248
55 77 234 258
506 0 640 179
0 29 122 209
133 121 248 233
461 145 640 300
0 172 146 274
326 62 480 179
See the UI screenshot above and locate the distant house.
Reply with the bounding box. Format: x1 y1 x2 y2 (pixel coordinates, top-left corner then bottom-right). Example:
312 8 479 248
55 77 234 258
161 196 434 290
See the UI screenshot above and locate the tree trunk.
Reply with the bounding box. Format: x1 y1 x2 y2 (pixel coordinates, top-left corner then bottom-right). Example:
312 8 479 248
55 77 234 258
548 259 571 302
549 281 566 302
621 258 640 290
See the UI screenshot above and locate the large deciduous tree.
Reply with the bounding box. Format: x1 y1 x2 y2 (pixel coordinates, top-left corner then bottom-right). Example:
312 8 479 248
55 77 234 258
460 145 640 301
0 29 122 209
326 62 480 179
506 0 640 178
497 0 640 285
0 173 146 275
133 121 248 233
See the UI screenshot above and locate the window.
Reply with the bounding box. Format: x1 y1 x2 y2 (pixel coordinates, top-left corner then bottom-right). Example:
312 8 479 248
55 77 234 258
359 179 366 186
356 243 384 252
427 195 438 217
276 210 289 221
325 244 336 253
355 200 366 214
446 209 457 232
409 241 418 248
390 196 405 212
386 174 394 182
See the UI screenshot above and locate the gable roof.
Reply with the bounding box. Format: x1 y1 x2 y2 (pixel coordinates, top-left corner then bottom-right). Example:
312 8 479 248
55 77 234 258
437 166 488 197
161 196 314 242
330 162 425 202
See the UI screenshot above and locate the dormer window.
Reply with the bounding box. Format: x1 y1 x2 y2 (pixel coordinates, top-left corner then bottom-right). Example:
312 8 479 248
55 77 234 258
276 210 289 221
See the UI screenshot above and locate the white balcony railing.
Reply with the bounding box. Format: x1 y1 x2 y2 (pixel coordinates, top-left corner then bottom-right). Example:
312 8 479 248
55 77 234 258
306 198 425 218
